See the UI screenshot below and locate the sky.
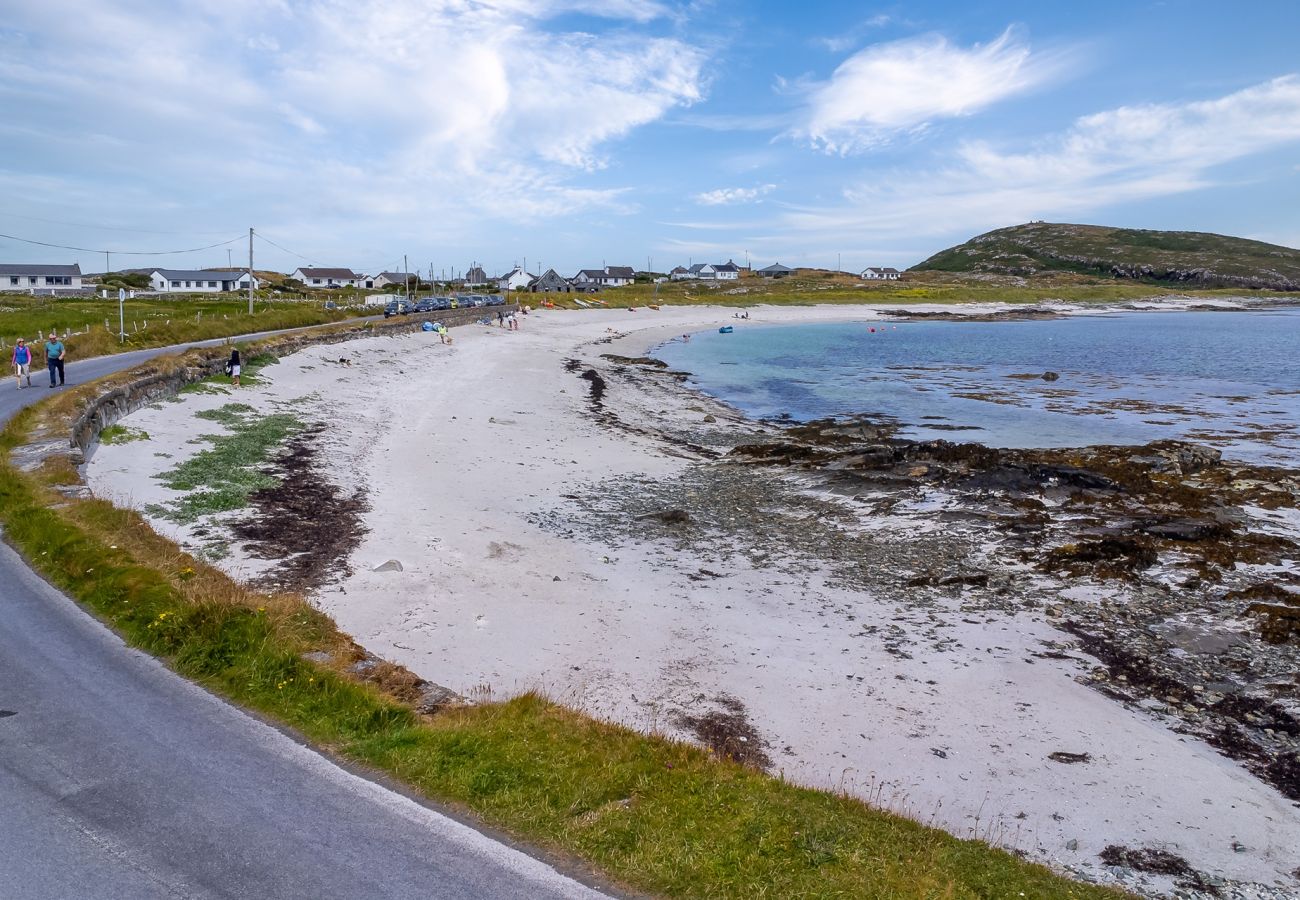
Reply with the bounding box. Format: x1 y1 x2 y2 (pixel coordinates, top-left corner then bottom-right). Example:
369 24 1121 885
2 0 1299 276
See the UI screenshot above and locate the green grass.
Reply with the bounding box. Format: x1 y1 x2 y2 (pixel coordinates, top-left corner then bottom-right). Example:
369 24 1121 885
148 403 302 524
99 424 150 444
0 345 1130 900
0 295 358 361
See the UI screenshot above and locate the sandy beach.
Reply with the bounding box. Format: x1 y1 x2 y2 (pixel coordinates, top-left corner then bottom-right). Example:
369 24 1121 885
88 301 1300 897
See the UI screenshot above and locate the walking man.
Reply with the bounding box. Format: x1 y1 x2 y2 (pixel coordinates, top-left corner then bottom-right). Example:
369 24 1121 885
12 338 33 388
44 332 66 388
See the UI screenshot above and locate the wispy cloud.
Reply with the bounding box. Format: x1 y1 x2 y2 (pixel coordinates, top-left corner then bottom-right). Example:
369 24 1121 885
0 0 707 257
813 13 895 53
791 27 1073 154
694 184 777 205
677 76 1300 261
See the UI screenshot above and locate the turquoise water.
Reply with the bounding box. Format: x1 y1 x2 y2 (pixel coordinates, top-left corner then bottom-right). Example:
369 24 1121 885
652 309 1300 465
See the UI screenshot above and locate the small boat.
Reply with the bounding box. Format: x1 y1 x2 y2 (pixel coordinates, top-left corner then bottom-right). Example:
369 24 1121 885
718 325 734 334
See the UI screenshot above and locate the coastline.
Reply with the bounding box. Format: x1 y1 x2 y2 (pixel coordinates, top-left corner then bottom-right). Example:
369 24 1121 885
87 301 1300 897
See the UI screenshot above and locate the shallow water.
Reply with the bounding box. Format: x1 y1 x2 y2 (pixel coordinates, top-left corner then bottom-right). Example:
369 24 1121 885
652 309 1300 465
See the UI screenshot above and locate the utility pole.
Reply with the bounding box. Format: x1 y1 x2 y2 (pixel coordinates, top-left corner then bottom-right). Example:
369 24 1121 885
104 251 110 279
227 248 233 270
248 227 255 315
404 254 409 300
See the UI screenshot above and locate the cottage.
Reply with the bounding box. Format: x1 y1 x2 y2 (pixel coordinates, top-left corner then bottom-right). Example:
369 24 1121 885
571 266 636 288
669 266 691 281
463 265 489 287
687 263 716 279
371 272 418 289
757 263 793 278
861 267 902 281
149 269 259 293
714 260 741 281
527 269 574 293
290 267 362 288
0 263 84 295
496 267 534 292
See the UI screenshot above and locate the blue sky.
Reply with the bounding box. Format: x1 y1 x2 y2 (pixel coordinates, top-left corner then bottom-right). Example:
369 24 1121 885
2 0 1298 276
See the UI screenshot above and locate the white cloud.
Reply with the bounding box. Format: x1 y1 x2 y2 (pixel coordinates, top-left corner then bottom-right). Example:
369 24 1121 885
0 0 706 259
677 77 1300 261
793 27 1070 154
814 13 894 54
694 184 777 205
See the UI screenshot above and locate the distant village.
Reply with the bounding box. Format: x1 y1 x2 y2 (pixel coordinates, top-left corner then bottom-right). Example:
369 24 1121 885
0 259 903 297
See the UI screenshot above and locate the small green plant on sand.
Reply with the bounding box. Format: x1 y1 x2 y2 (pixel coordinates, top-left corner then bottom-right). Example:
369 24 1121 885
149 403 302 524
99 424 150 445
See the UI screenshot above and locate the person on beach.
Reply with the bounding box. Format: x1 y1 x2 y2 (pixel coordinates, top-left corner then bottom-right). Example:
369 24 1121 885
44 332 65 388
12 338 33 388
497 310 505 327
438 324 451 344
226 348 241 386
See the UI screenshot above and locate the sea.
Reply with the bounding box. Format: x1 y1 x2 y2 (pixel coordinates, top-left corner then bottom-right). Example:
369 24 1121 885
652 308 1300 466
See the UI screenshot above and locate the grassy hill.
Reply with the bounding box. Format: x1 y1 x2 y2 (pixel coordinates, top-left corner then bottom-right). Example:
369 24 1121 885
912 222 1300 290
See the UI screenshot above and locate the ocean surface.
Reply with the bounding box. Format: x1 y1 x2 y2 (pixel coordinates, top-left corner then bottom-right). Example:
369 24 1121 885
652 308 1300 466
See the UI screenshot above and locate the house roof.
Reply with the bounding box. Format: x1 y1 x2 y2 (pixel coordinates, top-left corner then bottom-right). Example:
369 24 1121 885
0 264 82 276
670 266 689 273
295 267 359 279
152 269 249 280
376 271 416 280
865 267 901 274
575 269 605 279
758 263 792 273
687 263 712 274
714 261 740 272
606 266 635 278
464 266 488 280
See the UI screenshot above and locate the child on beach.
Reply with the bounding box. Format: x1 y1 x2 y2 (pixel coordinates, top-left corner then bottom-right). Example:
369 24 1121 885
12 338 33 388
226 348 241 386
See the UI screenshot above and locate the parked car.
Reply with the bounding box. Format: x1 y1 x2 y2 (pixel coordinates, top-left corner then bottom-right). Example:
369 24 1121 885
414 298 437 314
383 299 414 317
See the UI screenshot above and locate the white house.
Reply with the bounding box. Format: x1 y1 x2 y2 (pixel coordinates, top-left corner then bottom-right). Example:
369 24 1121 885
149 269 259 293
687 263 716 279
669 266 690 281
496 267 533 291
0 263 84 295
862 267 902 281
714 260 740 281
291 267 362 288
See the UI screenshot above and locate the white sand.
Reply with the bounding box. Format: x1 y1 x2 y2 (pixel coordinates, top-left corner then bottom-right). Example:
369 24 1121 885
88 302 1300 893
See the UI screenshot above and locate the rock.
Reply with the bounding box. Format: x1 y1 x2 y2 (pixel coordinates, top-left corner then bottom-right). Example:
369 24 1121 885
1139 517 1231 542
415 682 470 715
1066 839 1079 851
703 414 717 423
636 509 691 525
1246 603 1300 644
373 559 404 572
301 650 332 664
1041 371 1060 381
1048 751 1091 764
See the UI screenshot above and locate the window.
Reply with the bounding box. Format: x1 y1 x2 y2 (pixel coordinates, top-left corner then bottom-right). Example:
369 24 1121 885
312 279 321 284
29 276 38 285
172 281 182 288
208 281 217 287
9 276 18 286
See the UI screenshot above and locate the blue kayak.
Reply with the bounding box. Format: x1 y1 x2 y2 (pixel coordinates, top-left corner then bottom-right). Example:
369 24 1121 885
718 325 734 333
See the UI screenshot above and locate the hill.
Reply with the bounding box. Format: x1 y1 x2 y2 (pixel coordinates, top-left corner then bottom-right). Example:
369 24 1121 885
912 222 1300 291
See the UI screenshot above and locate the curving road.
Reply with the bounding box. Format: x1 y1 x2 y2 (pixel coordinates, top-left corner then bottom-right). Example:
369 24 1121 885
0 327 610 899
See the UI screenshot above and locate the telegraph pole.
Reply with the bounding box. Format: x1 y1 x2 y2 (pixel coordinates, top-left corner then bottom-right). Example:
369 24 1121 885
404 254 409 300
248 227 255 314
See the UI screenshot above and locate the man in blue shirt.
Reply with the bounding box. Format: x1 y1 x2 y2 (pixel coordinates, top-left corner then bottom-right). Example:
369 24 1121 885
44 332 65 388
11 337 33 388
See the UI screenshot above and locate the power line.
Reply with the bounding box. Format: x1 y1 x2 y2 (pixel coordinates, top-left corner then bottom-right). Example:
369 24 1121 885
254 232 319 265
0 231 245 256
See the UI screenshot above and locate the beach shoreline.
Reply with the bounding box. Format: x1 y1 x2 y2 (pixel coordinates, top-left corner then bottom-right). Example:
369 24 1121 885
87 300 1300 897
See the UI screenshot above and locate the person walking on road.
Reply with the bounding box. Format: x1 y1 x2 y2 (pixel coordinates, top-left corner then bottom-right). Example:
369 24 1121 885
11 338 33 388
226 348 241 386
44 332 66 388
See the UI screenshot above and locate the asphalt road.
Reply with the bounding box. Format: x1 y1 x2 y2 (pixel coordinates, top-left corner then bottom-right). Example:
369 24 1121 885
0 326 609 899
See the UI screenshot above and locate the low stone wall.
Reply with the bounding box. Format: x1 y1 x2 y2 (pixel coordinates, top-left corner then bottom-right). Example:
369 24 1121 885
70 306 508 454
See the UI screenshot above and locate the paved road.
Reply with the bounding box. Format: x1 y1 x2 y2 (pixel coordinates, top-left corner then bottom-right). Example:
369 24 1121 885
0 327 609 899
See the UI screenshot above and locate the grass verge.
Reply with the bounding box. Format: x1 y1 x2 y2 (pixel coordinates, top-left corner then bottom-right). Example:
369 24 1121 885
0 347 1128 899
